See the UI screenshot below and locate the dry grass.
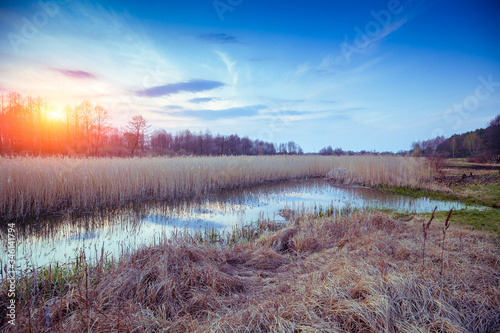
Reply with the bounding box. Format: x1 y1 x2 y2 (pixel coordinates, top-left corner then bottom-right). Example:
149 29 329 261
2 211 499 332
0 155 432 219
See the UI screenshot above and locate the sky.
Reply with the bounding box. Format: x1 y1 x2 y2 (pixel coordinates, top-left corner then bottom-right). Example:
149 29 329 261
0 0 499 152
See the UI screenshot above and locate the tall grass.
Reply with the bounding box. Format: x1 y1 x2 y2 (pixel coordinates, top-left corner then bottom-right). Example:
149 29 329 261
0 155 433 219
2 211 498 332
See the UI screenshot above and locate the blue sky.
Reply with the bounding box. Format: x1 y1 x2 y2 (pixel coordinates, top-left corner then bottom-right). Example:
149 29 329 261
1 0 499 152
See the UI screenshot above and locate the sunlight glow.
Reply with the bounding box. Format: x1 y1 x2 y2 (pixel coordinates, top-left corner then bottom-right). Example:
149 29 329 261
47 109 65 121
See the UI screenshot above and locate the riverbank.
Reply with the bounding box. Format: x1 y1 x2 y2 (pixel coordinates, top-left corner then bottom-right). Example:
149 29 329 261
375 159 500 236
2 210 499 332
377 159 499 206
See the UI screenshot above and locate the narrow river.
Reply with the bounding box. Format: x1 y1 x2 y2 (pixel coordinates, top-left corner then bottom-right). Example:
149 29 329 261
1 179 483 270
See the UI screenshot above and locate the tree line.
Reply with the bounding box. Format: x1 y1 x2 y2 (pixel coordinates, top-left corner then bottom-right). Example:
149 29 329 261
410 115 500 161
317 115 499 162
317 146 401 156
0 92 303 157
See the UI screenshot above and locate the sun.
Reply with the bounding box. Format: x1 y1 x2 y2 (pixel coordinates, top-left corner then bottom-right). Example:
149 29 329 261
47 109 65 121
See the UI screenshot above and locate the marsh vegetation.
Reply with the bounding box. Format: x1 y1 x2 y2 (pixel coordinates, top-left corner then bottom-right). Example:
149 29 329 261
1 155 498 332
1 209 499 332
1 155 433 220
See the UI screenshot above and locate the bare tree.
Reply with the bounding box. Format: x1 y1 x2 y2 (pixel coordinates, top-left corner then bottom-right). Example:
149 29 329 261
126 115 150 156
63 104 72 145
76 100 93 152
92 105 109 155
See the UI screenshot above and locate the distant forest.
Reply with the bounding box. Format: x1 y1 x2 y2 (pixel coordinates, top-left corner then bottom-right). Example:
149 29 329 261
317 115 499 162
0 92 303 157
409 115 500 162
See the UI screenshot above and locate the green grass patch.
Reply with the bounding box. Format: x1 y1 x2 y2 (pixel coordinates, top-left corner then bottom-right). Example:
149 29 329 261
376 185 475 205
377 183 500 237
419 208 500 238
377 184 499 208
454 183 500 208
443 158 470 168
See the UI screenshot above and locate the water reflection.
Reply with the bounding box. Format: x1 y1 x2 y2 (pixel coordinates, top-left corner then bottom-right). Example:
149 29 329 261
0 179 483 270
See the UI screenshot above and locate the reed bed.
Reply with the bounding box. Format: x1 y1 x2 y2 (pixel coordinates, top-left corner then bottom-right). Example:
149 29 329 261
0 155 432 220
1 211 498 332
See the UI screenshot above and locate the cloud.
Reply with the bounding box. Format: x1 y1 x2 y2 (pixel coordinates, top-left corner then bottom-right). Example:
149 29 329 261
189 97 219 103
215 51 238 85
169 105 266 121
55 69 97 79
317 18 407 74
136 80 225 97
164 105 184 110
294 63 312 77
197 33 240 44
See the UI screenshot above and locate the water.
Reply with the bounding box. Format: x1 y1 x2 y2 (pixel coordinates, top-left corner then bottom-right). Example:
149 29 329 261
1 179 483 271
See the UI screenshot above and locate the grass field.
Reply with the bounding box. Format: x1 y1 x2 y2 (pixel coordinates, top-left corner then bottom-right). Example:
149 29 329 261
1 210 499 332
0 155 433 220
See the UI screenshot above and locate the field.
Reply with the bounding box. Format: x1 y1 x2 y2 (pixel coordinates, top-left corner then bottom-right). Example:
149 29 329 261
0 155 433 220
1 210 499 332
1 156 499 331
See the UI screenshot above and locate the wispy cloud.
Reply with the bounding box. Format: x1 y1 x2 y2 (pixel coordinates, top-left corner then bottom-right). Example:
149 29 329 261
55 69 97 80
316 18 407 74
197 33 240 44
136 79 225 97
164 105 184 110
215 51 238 85
189 97 219 103
168 105 266 121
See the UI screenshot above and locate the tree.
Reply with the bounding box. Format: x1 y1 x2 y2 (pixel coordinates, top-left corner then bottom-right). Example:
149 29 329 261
126 115 150 156
92 105 109 155
333 147 344 156
411 141 421 157
484 115 500 160
463 132 480 155
63 104 72 145
319 146 333 156
449 136 457 158
287 141 297 154
151 129 172 152
240 136 252 155
76 100 93 152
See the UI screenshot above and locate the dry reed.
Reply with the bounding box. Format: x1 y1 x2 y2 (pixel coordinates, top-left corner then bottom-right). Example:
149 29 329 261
2 211 499 332
422 206 436 267
0 155 433 220
440 208 453 276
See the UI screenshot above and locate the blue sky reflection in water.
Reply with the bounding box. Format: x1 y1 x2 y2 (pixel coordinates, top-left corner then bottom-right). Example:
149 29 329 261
1 179 485 269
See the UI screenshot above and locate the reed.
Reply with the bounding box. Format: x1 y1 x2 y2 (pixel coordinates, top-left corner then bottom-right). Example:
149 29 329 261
440 208 453 276
422 206 436 267
0 155 433 220
2 211 498 332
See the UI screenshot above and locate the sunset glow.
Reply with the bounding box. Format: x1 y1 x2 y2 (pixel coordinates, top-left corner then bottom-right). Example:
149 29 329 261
47 109 64 121
0 0 499 152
